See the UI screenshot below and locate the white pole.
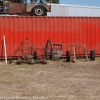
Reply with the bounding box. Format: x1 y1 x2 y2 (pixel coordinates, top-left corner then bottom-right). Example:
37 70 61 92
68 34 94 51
3 35 7 64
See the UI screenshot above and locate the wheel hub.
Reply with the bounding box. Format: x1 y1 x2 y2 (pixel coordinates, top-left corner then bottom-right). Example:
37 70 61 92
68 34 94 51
35 8 43 15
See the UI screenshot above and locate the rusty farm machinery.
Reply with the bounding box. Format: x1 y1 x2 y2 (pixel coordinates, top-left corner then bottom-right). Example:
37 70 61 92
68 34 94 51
13 38 63 64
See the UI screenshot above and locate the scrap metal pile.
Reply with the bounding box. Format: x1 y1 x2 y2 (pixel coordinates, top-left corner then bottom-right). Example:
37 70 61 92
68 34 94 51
66 44 95 63
13 38 47 64
10 38 95 65
13 38 63 65
45 39 63 61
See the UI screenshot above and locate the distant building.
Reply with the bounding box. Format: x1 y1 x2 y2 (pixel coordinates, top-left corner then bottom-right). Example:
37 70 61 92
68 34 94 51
47 4 100 17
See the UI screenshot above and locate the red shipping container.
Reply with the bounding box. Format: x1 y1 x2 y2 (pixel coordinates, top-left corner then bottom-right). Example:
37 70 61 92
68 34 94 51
0 16 100 58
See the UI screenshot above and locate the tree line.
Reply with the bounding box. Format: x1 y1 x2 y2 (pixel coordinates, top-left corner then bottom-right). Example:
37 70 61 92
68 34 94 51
5 0 60 4
46 0 59 3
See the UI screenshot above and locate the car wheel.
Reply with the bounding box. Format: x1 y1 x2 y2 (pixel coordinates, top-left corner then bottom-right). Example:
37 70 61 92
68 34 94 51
32 6 46 16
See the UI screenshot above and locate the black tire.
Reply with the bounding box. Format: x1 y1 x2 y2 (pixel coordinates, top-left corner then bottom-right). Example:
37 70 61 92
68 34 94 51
90 50 95 61
66 51 70 62
32 6 46 16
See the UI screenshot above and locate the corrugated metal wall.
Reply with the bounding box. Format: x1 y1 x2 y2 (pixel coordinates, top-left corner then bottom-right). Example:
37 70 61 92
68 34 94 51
0 16 100 58
47 4 100 17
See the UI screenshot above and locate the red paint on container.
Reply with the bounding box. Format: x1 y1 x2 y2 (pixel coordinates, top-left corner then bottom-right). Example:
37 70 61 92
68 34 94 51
0 16 100 58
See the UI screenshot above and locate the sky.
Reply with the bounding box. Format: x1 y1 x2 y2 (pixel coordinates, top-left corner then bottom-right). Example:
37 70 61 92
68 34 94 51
60 0 100 7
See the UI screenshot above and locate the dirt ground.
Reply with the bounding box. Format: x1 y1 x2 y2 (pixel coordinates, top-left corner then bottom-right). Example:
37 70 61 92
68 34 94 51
0 58 100 100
